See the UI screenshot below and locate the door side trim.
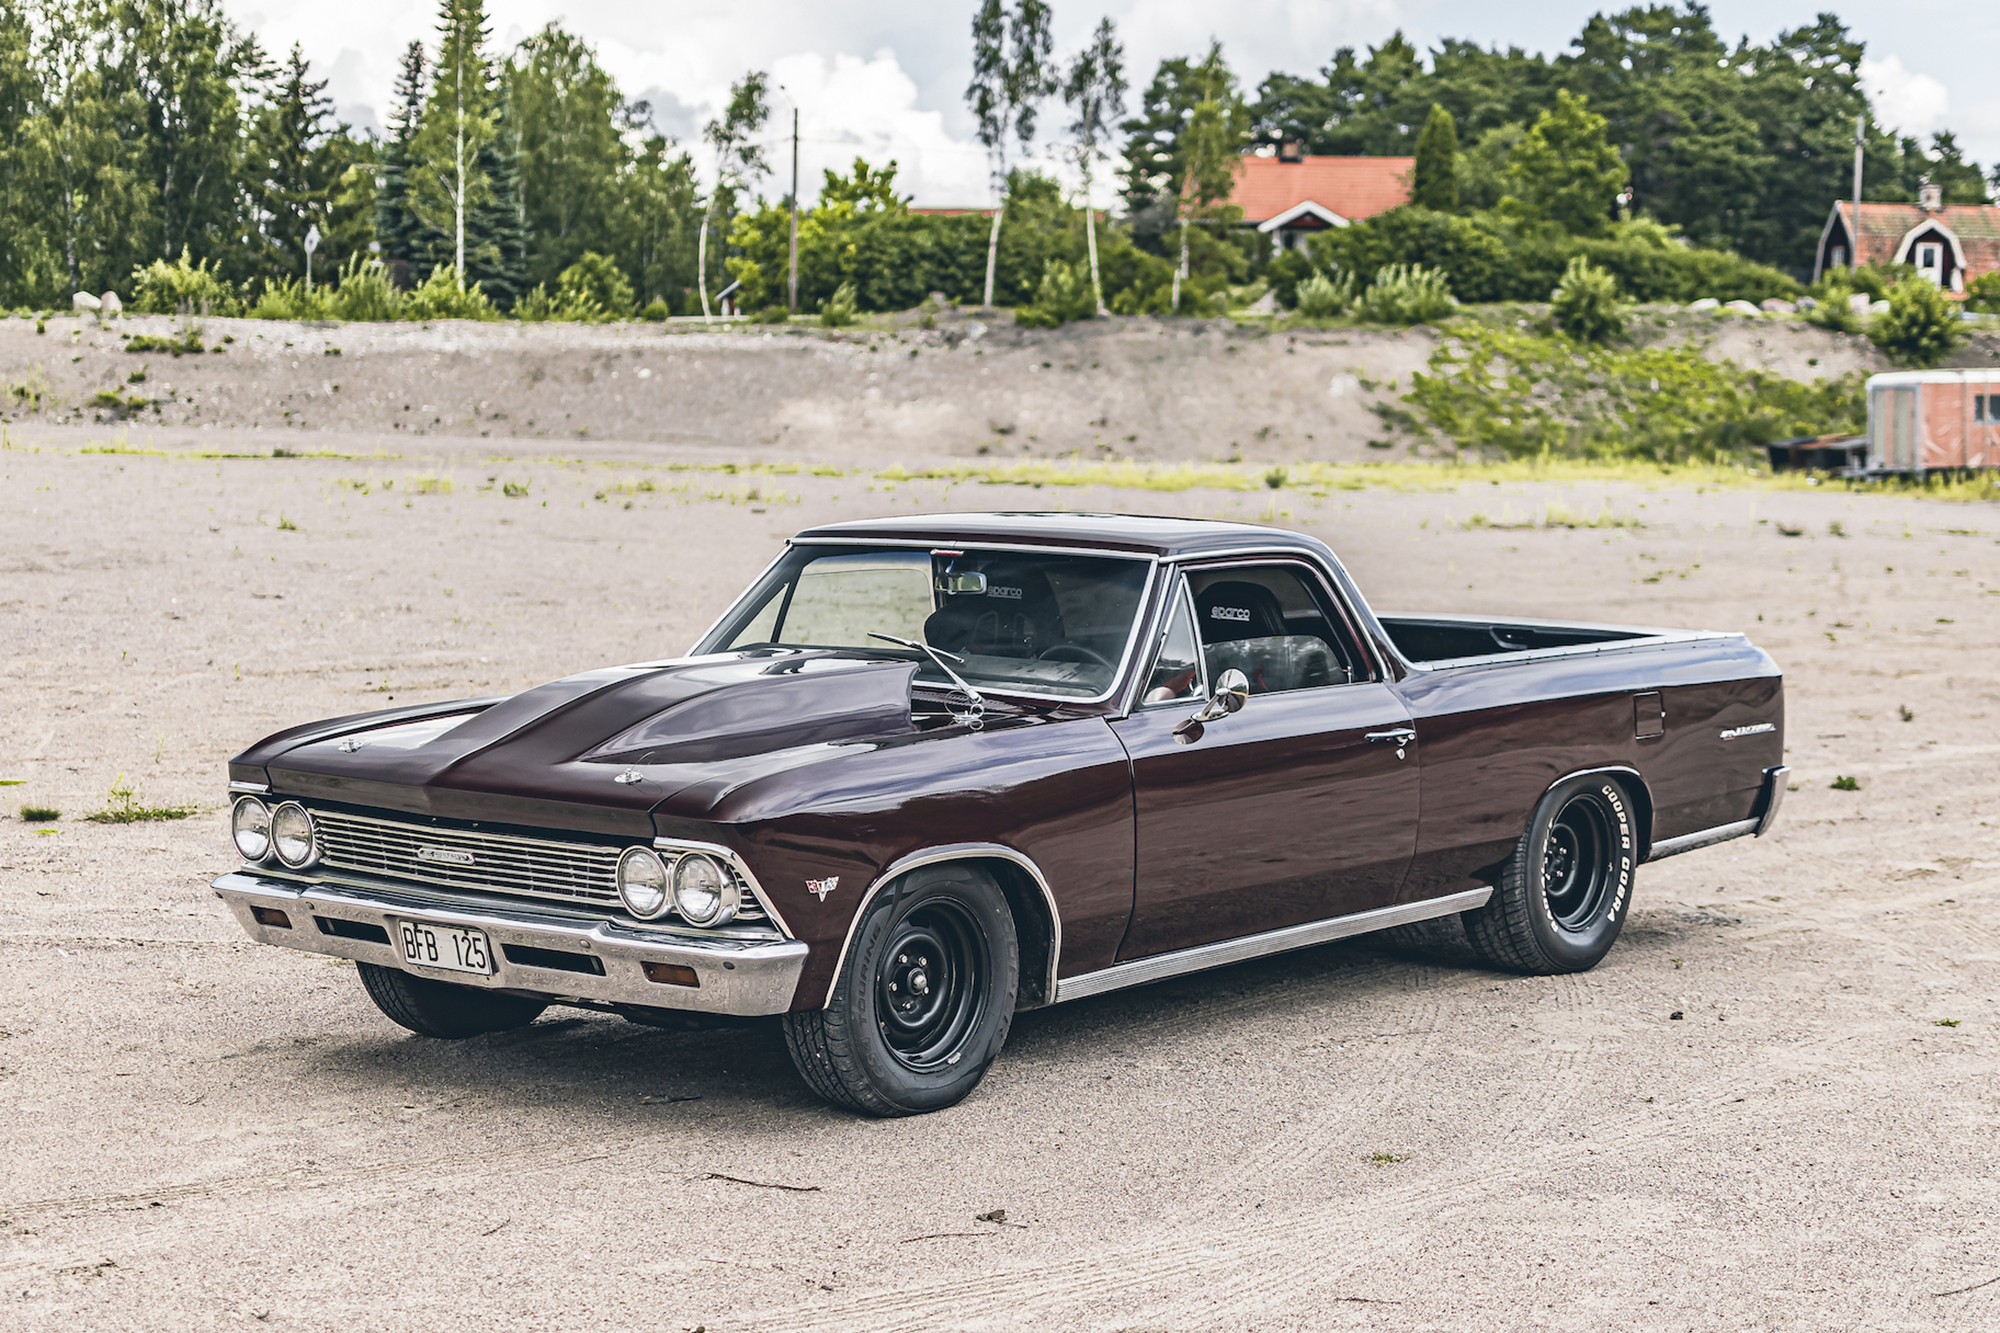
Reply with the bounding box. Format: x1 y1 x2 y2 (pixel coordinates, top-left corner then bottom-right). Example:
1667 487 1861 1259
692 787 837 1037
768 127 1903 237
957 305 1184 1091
1053 886 1492 1004
821 843 1063 1009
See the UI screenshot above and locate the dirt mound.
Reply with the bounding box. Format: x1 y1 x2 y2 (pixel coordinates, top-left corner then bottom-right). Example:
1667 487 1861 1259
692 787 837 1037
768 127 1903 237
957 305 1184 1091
0 307 1926 464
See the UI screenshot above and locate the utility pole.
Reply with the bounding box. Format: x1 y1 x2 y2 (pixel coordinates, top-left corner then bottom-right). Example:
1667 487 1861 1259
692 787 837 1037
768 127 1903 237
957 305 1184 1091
789 104 799 315
1850 113 1864 271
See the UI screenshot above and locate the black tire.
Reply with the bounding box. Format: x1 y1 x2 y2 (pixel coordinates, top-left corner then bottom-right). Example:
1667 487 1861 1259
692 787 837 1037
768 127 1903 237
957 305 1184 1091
357 961 549 1038
782 864 1018 1116
1464 774 1637 974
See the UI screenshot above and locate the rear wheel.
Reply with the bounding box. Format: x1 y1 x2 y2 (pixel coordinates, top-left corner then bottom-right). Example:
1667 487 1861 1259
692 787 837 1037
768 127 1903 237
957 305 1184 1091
783 864 1018 1116
357 962 549 1038
1464 775 1637 974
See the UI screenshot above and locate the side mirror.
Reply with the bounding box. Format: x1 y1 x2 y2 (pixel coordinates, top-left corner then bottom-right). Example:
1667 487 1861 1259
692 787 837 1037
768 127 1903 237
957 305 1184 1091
1173 669 1249 741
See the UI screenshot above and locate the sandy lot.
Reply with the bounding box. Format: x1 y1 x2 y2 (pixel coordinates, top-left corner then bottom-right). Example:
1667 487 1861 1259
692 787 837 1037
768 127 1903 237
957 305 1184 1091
2 423 1998 1331
8 308 1988 465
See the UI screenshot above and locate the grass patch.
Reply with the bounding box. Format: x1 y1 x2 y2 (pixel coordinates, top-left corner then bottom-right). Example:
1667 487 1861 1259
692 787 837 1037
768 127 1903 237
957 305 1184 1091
1830 775 1860 791
83 774 196 824
1364 1151 1412 1165
123 331 205 356
1461 500 1642 530
502 480 530 497
1934 1018 1961 1028
19 805 60 822
276 514 299 531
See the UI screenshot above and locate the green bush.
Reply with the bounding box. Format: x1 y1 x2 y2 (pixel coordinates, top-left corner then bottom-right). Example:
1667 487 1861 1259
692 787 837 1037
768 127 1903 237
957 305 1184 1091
1015 258 1097 328
819 281 859 328
1551 256 1626 343
1963 271 2000 316
403 266 499 322
514 282 596 322
1870 279 1968 368
640 298 672 321
1313 207 1511 303
1801 280 1864 334
1398 326 1866 462
129 248 240 316
1293 270 1354 318
328 255 404 322
1263 250 1316 308
1357 264 1455 324
556 251 634 321
249 276 331 321
751 304 789 323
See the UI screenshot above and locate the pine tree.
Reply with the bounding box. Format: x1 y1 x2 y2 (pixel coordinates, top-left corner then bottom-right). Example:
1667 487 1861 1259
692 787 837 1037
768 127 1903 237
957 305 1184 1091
374 41 430 276
247 44 347 284
464 77 527 305
1412 103 1459 211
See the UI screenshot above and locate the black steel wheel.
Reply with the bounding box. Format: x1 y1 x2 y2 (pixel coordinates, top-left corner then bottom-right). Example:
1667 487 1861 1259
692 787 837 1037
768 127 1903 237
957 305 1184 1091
357 962 548 1038
784 864 1018 1116
1464 775 1637 974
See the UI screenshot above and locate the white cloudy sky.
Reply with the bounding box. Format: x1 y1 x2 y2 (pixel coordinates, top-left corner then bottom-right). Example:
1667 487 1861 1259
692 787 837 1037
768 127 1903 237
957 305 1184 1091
230 0 1999 209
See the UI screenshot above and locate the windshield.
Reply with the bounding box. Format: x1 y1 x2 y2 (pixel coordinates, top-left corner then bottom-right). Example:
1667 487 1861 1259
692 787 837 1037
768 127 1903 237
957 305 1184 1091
701 545 1153 699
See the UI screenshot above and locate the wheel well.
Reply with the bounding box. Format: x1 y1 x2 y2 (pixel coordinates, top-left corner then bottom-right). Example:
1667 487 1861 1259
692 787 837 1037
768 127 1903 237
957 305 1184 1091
1604 771 1655 861
967 857 1058 1010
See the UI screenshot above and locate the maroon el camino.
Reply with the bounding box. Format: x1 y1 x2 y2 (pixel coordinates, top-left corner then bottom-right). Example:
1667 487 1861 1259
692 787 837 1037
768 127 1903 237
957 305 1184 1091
215 513 1787 1115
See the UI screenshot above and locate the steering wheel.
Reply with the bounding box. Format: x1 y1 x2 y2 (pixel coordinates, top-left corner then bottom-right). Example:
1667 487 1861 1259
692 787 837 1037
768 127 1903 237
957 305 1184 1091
1037 642 1112 668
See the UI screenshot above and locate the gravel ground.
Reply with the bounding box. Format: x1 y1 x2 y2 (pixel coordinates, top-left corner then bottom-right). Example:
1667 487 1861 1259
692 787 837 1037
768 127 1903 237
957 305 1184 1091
2 424 1997 1331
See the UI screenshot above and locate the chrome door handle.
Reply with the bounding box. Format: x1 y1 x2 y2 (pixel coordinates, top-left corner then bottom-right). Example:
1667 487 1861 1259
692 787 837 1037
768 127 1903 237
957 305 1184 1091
1366 727 1416 759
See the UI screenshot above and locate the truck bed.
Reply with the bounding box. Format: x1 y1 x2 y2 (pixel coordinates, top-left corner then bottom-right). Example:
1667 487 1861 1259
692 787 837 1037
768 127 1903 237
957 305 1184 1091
1378 614 1707 666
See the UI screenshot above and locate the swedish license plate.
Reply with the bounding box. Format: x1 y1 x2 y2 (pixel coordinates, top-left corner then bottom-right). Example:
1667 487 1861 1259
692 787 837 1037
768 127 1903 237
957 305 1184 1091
397 920 492 976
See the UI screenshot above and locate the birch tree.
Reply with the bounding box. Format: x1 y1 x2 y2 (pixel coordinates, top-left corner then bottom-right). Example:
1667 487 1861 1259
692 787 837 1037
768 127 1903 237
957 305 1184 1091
966 0 1054 308
408 0 498 287
698 71 768 319
1062 17 1125 313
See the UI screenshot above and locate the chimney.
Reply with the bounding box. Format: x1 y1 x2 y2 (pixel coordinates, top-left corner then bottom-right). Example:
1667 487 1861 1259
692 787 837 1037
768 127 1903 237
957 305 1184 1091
1918 177 1942 211
1278 141 1304 163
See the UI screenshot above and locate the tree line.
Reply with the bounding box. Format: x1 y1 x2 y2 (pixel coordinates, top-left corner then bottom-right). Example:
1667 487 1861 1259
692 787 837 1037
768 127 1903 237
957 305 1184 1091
0 0 1988 320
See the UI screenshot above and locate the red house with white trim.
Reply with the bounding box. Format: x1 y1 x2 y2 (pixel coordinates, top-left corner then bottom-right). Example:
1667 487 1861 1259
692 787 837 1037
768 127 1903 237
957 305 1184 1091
1814 180 2000 292
1230 146 1414 250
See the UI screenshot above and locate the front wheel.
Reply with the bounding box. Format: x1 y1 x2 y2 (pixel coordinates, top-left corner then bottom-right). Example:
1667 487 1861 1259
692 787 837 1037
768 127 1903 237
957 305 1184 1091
357 962 549 1038
783 864 1018 1116
1464 775 1637 974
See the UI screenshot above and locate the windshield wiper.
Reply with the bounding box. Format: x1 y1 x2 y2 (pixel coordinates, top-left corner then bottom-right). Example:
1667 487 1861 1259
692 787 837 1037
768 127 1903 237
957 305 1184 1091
867 632 985 731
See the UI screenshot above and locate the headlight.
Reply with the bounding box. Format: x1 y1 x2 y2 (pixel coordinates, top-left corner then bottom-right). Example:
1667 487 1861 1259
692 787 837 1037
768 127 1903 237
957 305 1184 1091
617 847 671 919
671 852 738 927
231 797 271 861
270 802 318 868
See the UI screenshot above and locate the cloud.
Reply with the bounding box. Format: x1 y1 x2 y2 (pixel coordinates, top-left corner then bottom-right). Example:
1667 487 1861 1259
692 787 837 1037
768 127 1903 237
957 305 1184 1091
1860 54 1950 138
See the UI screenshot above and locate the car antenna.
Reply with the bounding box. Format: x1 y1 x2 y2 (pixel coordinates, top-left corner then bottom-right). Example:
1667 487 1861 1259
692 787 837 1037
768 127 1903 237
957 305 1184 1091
867 632 985 731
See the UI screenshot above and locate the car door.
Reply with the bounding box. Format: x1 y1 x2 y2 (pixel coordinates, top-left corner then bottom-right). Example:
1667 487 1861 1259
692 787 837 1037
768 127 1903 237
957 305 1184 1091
1108 560 1421 961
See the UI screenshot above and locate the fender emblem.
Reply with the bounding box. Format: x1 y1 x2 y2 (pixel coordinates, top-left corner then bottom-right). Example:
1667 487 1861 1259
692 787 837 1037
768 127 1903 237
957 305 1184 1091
1719 723 1775 740
337 739 363 753
417 847 475 866
613 768 644 785
807 876 840 902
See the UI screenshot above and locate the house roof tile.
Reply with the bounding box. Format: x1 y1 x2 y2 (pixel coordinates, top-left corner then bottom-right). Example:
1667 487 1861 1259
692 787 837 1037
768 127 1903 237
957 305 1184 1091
1229 155 1413 224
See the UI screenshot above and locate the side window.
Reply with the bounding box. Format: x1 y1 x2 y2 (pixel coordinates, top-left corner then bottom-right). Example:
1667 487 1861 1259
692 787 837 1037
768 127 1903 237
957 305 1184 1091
1187 564 1367 695
1141 588 1204 705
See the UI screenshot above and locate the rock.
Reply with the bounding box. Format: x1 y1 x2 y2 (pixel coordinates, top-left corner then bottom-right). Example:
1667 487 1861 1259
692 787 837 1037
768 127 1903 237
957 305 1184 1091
1724 299 1762 315
1796 296 1819 310
1847 293 1872 315
1868 299 1889 315
1760 298 1797 313
99 291 122 314
72 291 101 311
1243 288 1280 315
1688 298 1721 311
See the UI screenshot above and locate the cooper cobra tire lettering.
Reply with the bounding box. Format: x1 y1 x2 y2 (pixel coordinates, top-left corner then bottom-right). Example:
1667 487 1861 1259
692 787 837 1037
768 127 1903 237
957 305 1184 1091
1463 774 1638 975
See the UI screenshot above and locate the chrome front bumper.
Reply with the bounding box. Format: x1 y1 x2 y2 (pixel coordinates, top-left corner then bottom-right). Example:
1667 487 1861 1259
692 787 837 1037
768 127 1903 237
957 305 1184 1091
212 871 809 1015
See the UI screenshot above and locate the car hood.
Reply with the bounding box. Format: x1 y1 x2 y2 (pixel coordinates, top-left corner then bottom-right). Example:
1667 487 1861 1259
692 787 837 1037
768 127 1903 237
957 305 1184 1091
235 652 922 836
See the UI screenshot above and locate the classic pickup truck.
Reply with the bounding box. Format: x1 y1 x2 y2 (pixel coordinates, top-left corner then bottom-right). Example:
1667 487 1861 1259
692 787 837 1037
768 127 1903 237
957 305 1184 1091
215 513 1787 1115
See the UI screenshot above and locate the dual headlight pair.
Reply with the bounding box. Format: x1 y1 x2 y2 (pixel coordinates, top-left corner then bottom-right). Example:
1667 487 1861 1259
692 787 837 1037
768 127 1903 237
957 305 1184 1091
617 847 739 927
232 796 317 869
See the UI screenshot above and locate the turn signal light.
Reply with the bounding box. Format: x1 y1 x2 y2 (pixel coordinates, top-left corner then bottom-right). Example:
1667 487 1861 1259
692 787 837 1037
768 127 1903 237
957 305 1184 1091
642 961 699 988
251 906 292 929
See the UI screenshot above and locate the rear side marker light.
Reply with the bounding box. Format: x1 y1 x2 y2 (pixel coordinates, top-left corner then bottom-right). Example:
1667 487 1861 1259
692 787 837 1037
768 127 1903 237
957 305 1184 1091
643 962 700 988
251 906 292 929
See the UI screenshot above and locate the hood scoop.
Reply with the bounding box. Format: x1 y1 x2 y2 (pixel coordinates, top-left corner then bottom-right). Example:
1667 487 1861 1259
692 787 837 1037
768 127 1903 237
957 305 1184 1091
583 656 920 766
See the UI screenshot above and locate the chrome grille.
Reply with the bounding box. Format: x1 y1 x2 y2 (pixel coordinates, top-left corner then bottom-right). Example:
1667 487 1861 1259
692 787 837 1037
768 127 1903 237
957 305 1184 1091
310 809 766 921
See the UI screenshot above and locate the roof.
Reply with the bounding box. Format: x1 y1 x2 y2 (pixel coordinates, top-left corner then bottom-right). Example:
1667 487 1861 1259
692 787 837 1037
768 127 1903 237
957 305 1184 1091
1826 201 2000 272
792 512 1332 560
1867 370 2000 388
1229 155 1413 226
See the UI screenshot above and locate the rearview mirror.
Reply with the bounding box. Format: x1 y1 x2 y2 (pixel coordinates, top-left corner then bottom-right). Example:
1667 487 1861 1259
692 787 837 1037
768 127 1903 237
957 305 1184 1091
1173 668 1249 741
938 571 988 595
